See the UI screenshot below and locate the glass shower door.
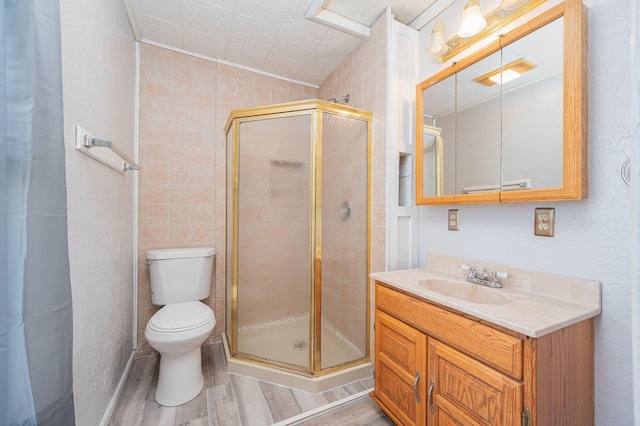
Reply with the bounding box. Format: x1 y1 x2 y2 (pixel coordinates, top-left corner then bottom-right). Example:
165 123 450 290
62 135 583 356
319 112 369 370
234 113 313 372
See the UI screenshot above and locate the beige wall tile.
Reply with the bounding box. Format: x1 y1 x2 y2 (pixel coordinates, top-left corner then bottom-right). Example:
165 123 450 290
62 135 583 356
137 42 318 356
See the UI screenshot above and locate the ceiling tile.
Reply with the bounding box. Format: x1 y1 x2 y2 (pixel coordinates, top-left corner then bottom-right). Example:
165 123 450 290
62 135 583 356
320 28 363 51
228 14 279 46
286 0 313 17
271 31 319 62
127 0 430 86
183 28 229 60
323 0 386 26
199 0 236 11
135 13 183 48
234 0 292 27
131 0 181 25
280 16 329 41
181 0 234 39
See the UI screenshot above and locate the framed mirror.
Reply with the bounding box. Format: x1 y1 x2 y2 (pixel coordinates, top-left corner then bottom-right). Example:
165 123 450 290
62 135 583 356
416 0 587 205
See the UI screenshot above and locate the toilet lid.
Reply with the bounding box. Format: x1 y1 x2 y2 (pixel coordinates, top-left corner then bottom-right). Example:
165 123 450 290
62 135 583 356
149 301 214 332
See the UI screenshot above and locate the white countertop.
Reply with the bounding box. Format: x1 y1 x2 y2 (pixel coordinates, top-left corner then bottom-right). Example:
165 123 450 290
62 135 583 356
370 255 601 338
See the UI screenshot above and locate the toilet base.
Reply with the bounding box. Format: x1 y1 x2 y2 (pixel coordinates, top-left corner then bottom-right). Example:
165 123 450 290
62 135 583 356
155 347 204 406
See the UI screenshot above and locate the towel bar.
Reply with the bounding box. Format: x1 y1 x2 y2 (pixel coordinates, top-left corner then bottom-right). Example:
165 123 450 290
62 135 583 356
75 125 140 173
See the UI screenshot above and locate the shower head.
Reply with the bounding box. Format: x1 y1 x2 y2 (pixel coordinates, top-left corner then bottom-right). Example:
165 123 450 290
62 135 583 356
328 94 349 104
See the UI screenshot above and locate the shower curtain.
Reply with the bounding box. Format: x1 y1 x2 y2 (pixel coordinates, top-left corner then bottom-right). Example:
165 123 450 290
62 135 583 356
1 0 75 424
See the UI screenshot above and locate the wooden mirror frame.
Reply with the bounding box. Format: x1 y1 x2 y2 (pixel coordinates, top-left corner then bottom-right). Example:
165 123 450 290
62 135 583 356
416 0 587 205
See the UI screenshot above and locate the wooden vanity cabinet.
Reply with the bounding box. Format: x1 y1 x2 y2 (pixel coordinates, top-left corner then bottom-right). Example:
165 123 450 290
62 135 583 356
374 310 428 425
370 282 594 426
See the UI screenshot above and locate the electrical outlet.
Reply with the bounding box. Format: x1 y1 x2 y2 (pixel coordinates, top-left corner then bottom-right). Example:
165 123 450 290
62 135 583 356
448 209 459 231
534 208 555 237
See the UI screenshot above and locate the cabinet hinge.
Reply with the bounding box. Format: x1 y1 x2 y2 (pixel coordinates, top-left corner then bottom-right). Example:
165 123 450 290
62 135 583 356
521 408 530 426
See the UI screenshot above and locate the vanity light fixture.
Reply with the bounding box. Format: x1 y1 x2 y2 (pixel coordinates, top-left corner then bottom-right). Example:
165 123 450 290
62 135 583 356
458 0 487 38
473 58 537 86
425 0 544 63
426 19 449 57
500 0 531 10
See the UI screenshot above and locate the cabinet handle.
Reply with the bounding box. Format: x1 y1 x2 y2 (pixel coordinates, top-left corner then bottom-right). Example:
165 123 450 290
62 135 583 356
427 380 435 414
413 371 421 403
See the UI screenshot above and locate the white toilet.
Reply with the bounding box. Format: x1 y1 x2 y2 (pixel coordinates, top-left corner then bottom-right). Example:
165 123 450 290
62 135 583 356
144 247 216 406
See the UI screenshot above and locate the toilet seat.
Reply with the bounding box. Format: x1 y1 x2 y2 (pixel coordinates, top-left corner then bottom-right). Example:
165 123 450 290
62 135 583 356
149 301 214 333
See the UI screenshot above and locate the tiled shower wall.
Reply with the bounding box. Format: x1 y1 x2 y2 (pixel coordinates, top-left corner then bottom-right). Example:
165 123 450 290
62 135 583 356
319 12 388 354
137 43 318 356
319 13 388 275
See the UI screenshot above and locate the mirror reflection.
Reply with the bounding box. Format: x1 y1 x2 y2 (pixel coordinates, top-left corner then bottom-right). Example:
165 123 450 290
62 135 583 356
420 16 565 199
422 74 455 198
501 17 564 190
455 49 502 195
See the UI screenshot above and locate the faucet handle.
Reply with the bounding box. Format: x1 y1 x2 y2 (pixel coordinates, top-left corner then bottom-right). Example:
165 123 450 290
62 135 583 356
460 264 474 271
491 271 510 279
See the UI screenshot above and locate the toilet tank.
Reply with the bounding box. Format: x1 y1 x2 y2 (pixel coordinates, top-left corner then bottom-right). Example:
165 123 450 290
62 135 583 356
147 247 216 305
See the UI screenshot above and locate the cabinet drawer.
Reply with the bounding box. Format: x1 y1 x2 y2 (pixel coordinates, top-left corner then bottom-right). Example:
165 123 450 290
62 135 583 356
376 282 523 380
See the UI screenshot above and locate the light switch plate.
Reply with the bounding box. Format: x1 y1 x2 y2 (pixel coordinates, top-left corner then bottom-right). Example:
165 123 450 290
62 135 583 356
534 208 555 237
448 209 459 231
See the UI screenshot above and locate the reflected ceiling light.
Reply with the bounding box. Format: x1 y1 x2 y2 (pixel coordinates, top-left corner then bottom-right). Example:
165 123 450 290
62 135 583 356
457 0 487 38
489 68 522 84
426 20 450 57
473 58 537 86
500 0 530 10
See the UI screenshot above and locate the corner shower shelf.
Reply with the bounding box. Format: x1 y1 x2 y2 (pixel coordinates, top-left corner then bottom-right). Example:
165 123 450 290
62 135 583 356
75 125 139 173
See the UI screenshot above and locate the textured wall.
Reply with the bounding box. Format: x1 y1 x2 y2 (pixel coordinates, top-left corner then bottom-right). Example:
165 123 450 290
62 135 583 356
137 44 318 356
418 0 634 423
632 0 640 418
59 0 136 424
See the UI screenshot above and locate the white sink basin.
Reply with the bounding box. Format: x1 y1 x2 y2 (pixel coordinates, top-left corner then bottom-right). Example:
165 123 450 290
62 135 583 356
418 278 512 305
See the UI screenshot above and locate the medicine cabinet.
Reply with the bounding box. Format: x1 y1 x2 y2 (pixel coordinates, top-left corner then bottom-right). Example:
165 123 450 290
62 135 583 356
416 0 587 205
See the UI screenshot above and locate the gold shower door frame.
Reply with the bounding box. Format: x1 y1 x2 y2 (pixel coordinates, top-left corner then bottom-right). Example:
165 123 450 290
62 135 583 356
225 99 372 378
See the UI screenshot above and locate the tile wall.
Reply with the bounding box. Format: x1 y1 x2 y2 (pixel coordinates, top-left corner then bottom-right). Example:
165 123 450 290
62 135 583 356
137 43 318 356
319 13 389 355
318 13 388 275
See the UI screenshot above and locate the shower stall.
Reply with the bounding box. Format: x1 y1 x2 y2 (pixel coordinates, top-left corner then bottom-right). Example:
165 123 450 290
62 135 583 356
224 100 372 392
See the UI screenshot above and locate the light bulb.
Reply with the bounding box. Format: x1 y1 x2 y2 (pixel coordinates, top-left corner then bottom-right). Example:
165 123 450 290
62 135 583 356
426 20 449 57
458 0 487 38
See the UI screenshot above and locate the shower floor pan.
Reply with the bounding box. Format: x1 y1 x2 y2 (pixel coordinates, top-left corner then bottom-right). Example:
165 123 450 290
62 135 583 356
223 317 372 393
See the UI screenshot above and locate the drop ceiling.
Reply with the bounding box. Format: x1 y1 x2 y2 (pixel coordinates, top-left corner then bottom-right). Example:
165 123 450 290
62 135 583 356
124 0 442 86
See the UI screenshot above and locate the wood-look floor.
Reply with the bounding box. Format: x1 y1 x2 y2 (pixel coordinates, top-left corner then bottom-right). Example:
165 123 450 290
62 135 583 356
109 340 393 425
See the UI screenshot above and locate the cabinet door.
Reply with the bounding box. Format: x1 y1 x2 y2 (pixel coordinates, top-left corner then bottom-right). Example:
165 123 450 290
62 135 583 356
374 310 427 426
427 338 523 426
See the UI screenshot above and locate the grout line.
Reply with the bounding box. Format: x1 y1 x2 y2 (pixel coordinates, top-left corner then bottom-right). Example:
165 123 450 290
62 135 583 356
271 388 373 426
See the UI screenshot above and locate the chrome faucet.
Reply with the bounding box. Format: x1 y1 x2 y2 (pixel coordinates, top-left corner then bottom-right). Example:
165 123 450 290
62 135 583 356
460 265 508 288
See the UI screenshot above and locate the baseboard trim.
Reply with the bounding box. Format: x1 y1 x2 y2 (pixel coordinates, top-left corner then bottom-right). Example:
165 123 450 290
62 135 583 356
99 350 136 426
